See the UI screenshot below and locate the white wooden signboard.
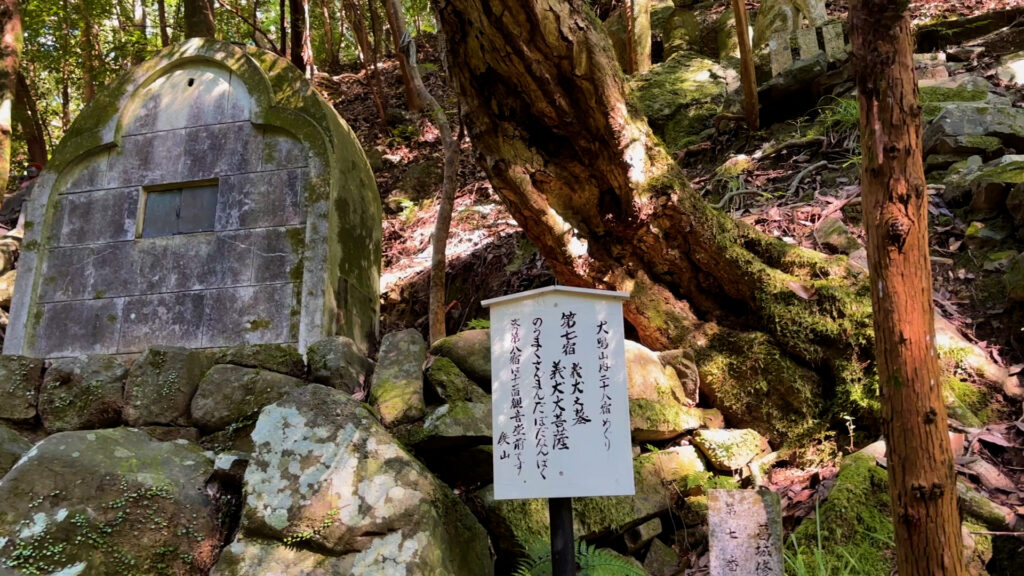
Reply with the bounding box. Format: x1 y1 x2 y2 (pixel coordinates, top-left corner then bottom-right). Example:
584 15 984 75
482 286 635 500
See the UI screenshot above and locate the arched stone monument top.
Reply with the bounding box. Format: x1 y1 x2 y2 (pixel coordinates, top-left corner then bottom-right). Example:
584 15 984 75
6 39 381 358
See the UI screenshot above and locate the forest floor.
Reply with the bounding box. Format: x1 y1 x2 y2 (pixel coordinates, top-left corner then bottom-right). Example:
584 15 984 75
314 1 1024 570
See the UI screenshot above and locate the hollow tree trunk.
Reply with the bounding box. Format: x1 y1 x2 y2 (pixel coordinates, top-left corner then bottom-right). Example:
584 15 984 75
184 0 216 38
434 0 872 388
381 0 421 111
850 1 965 574
0 0 21 192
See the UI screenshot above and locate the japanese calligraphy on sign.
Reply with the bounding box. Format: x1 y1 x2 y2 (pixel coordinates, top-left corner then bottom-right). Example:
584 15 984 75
708 489 783 576
482 286 635 500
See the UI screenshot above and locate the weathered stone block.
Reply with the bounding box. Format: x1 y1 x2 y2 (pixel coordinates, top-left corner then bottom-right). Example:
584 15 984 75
58 150 109 193
39 242 138 302
261 129 308 170
124 64 250 135
429 329 491 388
56 188 140 246
107 129 188 187
307 336 373 393
215 343 306 378
134 232 255 294
201 283 297 347
251 226 304 284
124 346 214 426
216 169 307 230
370 329 427 426
0 355 44 421
33 299 124 357
693 429 768 471
119 292 206 352
415 401 492 449
191 364 304 431
38 355 127 432
425 356 488 404
182 122 263 179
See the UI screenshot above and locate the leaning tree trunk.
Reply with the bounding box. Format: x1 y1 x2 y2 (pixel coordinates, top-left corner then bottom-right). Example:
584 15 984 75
0 0 21 193
850 1 965 574
15 71 45 165
184 0 216 38
381 0 421 111
434 0 872 389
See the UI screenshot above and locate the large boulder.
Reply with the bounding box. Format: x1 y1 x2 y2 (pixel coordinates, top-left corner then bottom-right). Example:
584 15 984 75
38 355 127 433
0 428 226 575
123 345 213 426
424 356 489 404
692 428 768 471
0 354 44 422
191 364 305 431
307 336 374 394
626 341 702 441
0 422 30 476
215 343 307 379
922 80 1024 156
429 329 492 388
229 384 492 575
414 401 492 449
371 329 428 426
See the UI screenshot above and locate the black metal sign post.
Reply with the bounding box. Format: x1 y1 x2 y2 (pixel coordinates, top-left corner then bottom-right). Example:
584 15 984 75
549 497 574 575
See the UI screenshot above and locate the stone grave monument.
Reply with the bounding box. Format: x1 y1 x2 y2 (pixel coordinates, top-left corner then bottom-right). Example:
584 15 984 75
4 39 381 358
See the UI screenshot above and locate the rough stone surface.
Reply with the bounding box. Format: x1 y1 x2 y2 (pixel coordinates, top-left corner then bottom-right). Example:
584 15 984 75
813 216 861 254
641 445 707 483
424 356 488 404
415 401 492 449
659 348 700 404
0 422 30 476
191 364 305 431
307 336 374 394
626 340 688 404
629 399 704 441
371 329 428 426
663 8 700 60
141 425 202 443
693 429 768 471
215 343 306 378
429 329 492 388
644 537 683 576
38 355 127 433
1006 182 1024 227
124 345 213 426
708 489 783 576
0 428 225 575
1006 253 1024 302
236 384 492 575
0 354 44 421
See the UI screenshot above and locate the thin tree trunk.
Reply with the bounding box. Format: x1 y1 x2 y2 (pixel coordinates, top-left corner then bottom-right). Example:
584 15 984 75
14 72 46 165
731 0 758 130
131 0 148 63
342 0 386 122
381 0 421 111
367 0 382 62
319 0 338 69
279 0 288 57
184 0 216 37
850 1 965 574
392 19 459 344
217 0 278 51
79 3 100 100
0 0 21 193
289 0 313 75
157 0 170 46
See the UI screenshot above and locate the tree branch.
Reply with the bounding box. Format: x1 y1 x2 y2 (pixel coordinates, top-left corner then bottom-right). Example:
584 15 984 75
216 0 279 52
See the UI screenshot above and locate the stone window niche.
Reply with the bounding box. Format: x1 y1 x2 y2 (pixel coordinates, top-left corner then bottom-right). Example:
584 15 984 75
139 181 219 238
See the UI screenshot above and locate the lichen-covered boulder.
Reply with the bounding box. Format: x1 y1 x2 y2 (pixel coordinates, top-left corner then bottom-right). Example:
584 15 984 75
429 329 492 388
191 364 305 431
0 428 226 575
692 428 767 471
923 85 1024 157
696 328 823 446
216 343 307 378
629 399 703 441
1006 182 1024 227
124 345 213 426
414 401 492 449
38 355 127 433
233 384 492 575
0 422 30 476
638 445 706 483
631 52 731 151
371 329 427 426
425 356 488 404
307 336 374 394
0 354 44 422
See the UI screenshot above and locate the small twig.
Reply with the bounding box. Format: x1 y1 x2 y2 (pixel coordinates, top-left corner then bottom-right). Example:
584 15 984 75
969 531 1024 536
761 136 826 159
788 160 830 196
714 188 763 209
217 0 279 53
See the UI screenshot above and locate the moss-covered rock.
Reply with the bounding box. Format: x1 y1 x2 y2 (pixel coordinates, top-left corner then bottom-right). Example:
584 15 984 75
371 329 428 426
415 401 491 449
190 364 305 431
631 52 730 151
0 422 30 476
695 328 824 447
124 346 213 426
425 356 489 404
790 453 895 574
38 355 127 433
215 343 306 378
692 428 767 471
0 428 225 575
629 398 703 441
0 354 44 422
306 336 374 394
429 329 492 388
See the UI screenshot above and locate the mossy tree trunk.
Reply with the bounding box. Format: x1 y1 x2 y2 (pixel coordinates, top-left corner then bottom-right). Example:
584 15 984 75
184 0 216 38
435 0 873 392
849 1 965 574
0 0 22 193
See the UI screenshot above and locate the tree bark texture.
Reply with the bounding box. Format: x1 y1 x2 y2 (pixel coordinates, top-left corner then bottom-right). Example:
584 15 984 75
624 0 650 74
0 0 21 193
850 1 965 574
382 0 422 111
17 71 48 164
279 0 288 56
289 0 313 75
435 0 871 379
157 0 170 46
184 0 216 38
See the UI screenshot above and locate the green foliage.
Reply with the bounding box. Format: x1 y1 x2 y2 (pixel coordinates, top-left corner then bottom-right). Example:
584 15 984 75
465 318 491 329
513 536 645 576
784 501 893 576
815 97 860 135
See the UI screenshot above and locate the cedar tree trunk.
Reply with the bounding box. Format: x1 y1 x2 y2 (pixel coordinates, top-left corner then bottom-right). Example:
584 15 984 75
289 0 313 75
435 0 872 388
850 0 966 574
0 0 21 192
184 0 216 38
14 71 45 165
343 0 387 121
381 0 422 111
